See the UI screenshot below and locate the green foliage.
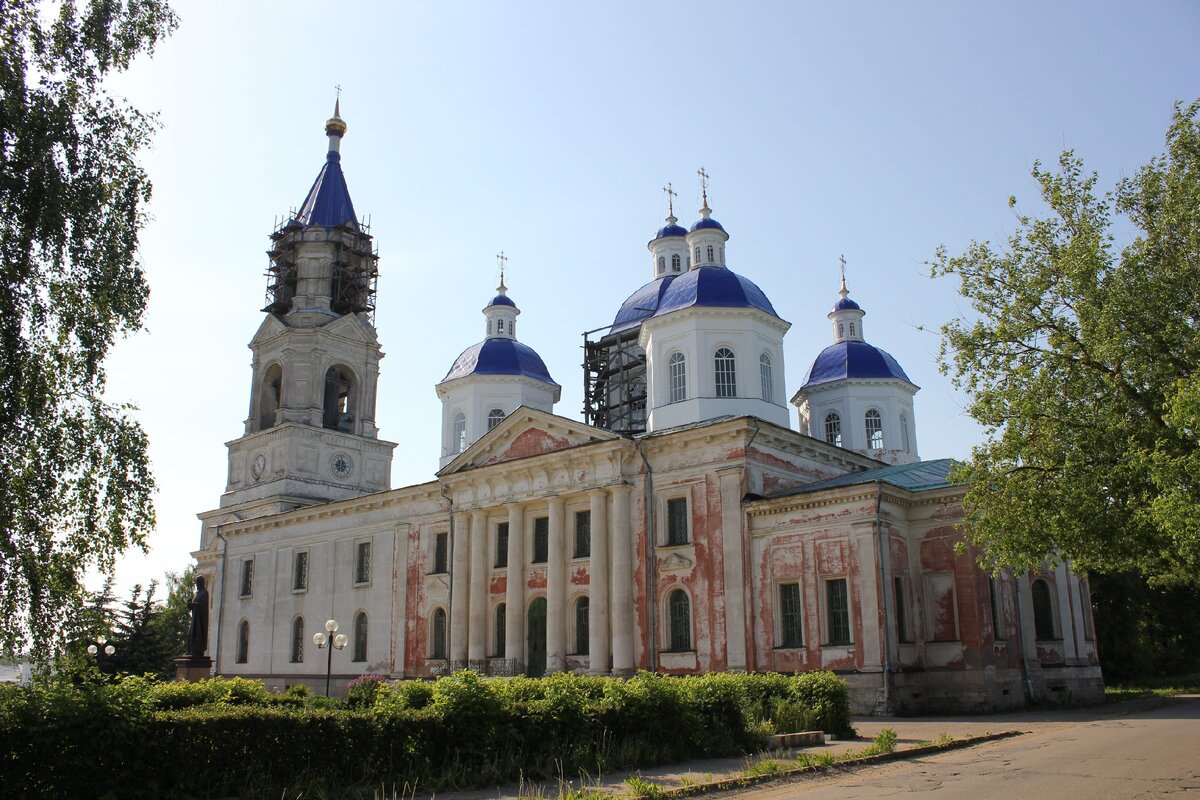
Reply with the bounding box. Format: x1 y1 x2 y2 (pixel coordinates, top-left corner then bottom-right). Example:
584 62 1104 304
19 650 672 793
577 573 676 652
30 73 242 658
1091 571 1200 680
0 670 852 799
933 100 1200 584
346 673 388 709
623 775 666 799
0 0 178 659
870 728 898 754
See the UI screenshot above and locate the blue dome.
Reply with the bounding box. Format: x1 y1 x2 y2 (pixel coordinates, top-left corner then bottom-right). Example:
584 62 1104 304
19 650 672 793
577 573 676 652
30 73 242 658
295 151 358 228
611 275 678 334
443 338 556 384
653 266 779 319
832 296 861 311
653 222 688 240
802 341 912 388
689 216 726 233
488 294 516 307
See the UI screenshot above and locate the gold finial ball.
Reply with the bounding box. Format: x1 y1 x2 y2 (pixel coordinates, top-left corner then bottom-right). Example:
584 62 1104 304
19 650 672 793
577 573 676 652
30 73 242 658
325 115 347 137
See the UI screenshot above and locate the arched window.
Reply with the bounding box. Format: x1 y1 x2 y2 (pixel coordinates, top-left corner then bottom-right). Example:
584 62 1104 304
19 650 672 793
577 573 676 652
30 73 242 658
430 608 447 659
671 253 681 272
487 408 505 430
259 364 283 431
631 378 647 427
837 321 845 338
668 352 687 403
508 320 514 335
849 322 856 336
694 246 701 263
706 244 714 262
759 353 772 402
452 413 467 453
714 347 736 397
493 603 506 657
353 612 368 662
900 414 910 452
574 596 589 655
236 620 249 664
824 411 842 447
290 616 304 663
487 320 492 335
667 590 691 651
865 409 884 449
1031 579 1056 640
657 256 665 274
322 366 355 431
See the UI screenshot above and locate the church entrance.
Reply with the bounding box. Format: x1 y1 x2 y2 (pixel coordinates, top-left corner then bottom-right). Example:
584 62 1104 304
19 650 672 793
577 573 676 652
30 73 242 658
527 597 547 677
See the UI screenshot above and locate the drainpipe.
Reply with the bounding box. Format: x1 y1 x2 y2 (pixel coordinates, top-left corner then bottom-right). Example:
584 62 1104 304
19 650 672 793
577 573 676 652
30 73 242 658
743 419 760 670
440 481 454 671
875 479 892 714
1012 570 1035 703
635 438 657 672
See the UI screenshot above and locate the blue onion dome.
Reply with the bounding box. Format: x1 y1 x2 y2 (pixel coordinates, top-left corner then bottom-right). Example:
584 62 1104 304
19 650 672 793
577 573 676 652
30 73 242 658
689 215 726 233
442 339 556 384
653 214 688 241
489 293 516 308
802 341 913 388
611 275 679 334
832 295 861 311
653 266 778 318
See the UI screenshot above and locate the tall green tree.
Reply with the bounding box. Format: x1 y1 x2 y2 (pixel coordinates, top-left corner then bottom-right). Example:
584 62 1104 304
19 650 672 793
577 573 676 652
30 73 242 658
934 101 1200 585
0 0 176 658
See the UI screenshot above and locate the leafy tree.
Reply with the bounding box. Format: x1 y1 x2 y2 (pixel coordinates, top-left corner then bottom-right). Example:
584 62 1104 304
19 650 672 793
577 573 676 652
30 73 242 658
934 101 1200 585
0 0 177 658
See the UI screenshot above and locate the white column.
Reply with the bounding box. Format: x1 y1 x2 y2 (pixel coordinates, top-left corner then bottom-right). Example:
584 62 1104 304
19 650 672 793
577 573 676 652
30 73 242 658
588 488 610 673
449 511 470 668
468 509 488 666
546 496 567 672
610 484 635 675
504 503 526 671
717 467 747 671
1054 563 1079 661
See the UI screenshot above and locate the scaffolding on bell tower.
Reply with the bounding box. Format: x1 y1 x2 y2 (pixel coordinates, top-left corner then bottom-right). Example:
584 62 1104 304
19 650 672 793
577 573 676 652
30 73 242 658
582 324 647 435
263 215 379 323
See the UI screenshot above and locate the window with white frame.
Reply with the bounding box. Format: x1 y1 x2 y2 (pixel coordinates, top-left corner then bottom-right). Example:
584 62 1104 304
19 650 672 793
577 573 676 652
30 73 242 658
667 589 691 651
1032 578 1056 640
668 352 687 402
865 409 884 449
574 596 589 655
532 517 549 564
778 582 803 647
824 411 842 447
671 253 681 272
488 408 505 430
292 551 308 592
236 619 250 663
239 559 254 597
452 412 467 453
714 347 736 397
355 541 371 584
495 522 509 568
900 413 910 451
759 353 772 401
657 256 665 274
493 603 506 656
353 612 368 662
432 532 448 574
666 496 689 545
430 608 447 659
574 510 590 558
290 616 304 663
825 578 851 645
706 244 714 262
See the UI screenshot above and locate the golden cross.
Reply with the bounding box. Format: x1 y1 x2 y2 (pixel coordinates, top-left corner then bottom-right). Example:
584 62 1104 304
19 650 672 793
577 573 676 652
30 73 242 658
663 182 677 217
496 251 507 287
697 167 710 207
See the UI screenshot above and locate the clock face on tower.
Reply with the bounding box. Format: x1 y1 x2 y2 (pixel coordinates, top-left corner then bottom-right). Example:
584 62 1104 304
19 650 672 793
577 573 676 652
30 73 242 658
251 453 266 481
330 452 354 480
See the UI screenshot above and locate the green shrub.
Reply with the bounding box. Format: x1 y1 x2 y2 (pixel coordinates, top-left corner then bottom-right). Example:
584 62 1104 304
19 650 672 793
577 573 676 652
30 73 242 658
346 673 388 709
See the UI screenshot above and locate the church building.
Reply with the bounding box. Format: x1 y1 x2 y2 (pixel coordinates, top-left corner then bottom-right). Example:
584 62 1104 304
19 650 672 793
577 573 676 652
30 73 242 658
193 105 1103 714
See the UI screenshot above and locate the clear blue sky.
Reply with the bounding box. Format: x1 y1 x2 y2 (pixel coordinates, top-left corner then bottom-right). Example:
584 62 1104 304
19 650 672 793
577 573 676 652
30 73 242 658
102 0 1200 593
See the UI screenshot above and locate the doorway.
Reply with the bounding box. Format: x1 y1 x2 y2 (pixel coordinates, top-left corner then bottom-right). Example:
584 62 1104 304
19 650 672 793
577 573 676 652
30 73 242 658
527 597 547 677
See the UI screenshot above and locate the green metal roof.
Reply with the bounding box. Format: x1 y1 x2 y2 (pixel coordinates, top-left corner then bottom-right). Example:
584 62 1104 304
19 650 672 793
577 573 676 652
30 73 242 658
769 458 961 498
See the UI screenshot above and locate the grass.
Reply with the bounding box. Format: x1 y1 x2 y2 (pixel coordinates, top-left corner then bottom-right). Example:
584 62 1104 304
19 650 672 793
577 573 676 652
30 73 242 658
1105 673 1200 702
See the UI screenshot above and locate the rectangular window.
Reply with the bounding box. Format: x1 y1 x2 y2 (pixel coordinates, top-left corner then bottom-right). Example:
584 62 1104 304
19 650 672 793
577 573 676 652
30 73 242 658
666 497 689 545
989 577 1004 640
779 582 803 647
825 578 851 645
574 510 591 558
495 522 509 568
894 576 908 642
292 551 308 592
433 532 448 574
239 559 254 597
532 517 549 564
355 541 371 584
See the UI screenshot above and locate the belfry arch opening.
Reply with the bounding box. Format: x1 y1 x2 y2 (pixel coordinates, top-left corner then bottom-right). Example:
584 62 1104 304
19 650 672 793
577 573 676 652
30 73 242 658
323 365 356 431
258 364 283 431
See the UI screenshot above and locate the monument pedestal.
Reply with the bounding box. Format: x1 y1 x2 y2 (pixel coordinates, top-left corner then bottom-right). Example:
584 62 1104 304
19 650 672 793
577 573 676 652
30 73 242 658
174 655 213 682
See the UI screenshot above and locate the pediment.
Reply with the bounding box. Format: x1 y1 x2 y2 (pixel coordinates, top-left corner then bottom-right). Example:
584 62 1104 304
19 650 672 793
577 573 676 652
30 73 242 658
321 312 378 344
248 314 288 346
439 406 621 475
658 551 694 573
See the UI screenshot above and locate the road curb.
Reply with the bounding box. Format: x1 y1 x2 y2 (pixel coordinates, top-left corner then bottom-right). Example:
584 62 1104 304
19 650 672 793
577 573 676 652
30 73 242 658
631 730 1026 799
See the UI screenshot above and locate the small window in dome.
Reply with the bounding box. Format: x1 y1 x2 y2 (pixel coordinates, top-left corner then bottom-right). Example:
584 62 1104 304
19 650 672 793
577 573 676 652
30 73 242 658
719 245 724 261
825 412 842 447
694 246 701 263
849 322 856 336
508 320 514 335
658 256 665 275
453 413 467 453
706 245 714 262
838 321 844 338
668 352 687 403
488 408 505 430
672 253 681 272
487 320 492 335
865 409 883 449
715 348 736 397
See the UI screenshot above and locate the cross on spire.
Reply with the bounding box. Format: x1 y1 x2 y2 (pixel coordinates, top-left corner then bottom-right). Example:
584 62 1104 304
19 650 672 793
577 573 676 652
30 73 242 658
663 182 677 218
697 167 710 209
839 254 848 294
496 250 508 292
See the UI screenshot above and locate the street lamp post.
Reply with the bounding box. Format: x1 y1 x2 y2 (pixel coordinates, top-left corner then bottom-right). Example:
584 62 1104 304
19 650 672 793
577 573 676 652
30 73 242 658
313 619 348 697
86 635 115 658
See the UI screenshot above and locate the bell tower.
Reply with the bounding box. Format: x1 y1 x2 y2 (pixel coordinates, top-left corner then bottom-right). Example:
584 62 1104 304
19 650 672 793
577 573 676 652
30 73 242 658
217 101 396 517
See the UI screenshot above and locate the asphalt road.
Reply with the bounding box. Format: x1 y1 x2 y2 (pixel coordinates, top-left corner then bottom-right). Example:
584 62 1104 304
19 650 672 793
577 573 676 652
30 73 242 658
726 695 1200 799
